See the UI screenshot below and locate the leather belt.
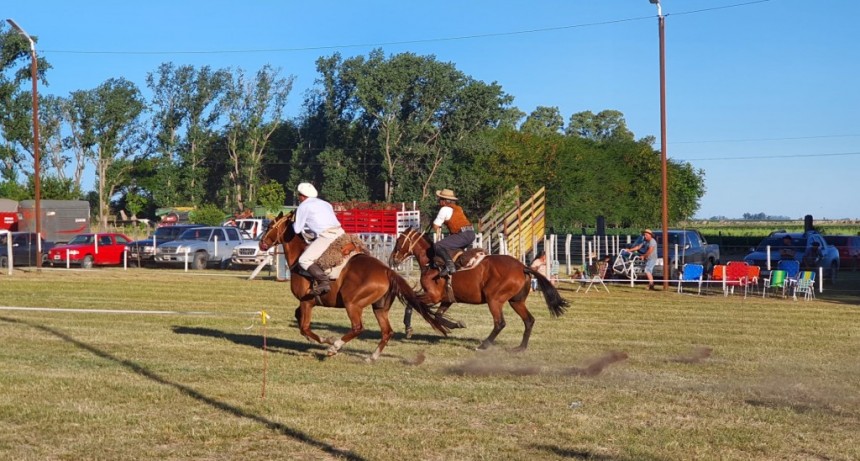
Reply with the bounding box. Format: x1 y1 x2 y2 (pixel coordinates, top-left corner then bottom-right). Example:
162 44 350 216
459 226 474 232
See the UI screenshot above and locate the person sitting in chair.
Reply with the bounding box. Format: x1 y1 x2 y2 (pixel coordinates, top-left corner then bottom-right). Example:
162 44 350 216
432 188 476 277
293 182 344 296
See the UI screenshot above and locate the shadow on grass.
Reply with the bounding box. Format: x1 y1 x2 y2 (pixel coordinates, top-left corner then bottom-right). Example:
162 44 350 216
1 316 368 461
530 444 639 460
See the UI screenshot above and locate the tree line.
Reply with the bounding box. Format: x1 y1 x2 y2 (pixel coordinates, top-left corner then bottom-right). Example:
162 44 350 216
1 27 704 233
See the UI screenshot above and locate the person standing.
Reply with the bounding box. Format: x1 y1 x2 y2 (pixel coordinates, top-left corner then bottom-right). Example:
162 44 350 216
629 229 658 291
293 182 344 296
432 188 476 277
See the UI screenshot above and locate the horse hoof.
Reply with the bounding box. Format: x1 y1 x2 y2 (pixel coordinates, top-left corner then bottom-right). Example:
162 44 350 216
456 321 467 329
405 328 413 339
326 348 339 356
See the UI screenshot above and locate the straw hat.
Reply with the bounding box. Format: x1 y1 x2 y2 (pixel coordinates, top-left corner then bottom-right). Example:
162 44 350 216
642 229 654 237
435 188 458 201
296 182 318 198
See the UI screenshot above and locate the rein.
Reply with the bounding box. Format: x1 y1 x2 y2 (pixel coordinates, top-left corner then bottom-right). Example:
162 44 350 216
396 229 427 262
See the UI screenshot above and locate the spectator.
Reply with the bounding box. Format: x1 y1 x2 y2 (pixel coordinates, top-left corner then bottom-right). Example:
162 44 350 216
802 241 822 270
780 236 797 260
629 229 658 291
530 251 548 291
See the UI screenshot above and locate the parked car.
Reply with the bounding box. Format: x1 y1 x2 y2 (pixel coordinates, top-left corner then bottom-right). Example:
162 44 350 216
823 235 860 270
223 217 270 239
743 231 840 283
154 226 245 270
651 229 721 278
0 232 55 267
231 235 275 268
48 233 132 269
126 224 204 267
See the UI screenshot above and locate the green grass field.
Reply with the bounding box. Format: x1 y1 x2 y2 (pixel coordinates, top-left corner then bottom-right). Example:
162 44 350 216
1 267 858 460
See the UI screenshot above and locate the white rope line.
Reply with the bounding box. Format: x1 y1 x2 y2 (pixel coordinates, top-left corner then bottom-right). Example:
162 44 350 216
0 305 263 316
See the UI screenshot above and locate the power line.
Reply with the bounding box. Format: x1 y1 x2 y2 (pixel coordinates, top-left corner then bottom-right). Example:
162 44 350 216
680 151 860 161
42 1 771 56
672 134 860 144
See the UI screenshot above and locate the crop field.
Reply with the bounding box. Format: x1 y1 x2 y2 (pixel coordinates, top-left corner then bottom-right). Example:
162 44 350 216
1 268 858 460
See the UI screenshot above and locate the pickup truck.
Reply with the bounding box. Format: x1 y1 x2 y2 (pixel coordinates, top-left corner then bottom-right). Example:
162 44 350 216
744 230 839 283
126 224 203 267
0 232 55 267
626 229 720 278
154 226 245 269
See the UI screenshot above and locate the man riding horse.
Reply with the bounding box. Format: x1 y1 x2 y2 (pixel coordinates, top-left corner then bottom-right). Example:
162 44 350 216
293 182 344 296
432 188 476 277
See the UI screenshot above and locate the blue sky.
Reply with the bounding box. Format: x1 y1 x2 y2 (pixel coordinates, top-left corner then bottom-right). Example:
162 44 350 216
5 0 859 219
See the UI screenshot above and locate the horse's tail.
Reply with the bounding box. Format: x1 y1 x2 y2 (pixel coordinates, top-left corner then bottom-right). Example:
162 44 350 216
524 267 570 318
389 270 450 336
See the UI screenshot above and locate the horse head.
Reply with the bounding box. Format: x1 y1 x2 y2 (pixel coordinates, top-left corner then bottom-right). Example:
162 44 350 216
259 211 297 252
389 227 428 266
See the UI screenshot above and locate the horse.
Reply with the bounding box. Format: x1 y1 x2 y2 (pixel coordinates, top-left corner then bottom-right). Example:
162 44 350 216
389 227 569 351
259 212 449 361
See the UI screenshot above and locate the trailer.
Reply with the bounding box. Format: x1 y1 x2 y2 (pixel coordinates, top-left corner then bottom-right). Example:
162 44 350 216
0 198 19 232
17 200 90 244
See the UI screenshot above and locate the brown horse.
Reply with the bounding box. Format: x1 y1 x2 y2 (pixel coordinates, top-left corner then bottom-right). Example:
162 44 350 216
389 228 569 351
259 213 449 360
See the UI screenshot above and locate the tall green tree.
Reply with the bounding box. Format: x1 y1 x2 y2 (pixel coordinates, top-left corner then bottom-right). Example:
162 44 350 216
520 106 564 136
0 24 51 191
66 78 145 229
145 63 230 207
220 65 294 212
566 109 634 142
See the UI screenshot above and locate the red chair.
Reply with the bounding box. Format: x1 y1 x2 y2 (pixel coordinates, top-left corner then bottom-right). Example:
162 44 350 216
724 261 751 297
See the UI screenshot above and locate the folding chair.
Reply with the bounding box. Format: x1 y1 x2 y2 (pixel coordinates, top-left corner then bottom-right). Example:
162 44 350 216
777 259 801 296
612 251 640 281
577 260 610 293
746 265 761 296
762 270 788 298
725 261 751 297
710 264 727 296
791 271 816 301
676 263 704 295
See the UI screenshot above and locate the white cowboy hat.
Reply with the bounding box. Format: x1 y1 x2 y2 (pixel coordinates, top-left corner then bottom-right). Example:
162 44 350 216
296 182 318 198
435 188 458 201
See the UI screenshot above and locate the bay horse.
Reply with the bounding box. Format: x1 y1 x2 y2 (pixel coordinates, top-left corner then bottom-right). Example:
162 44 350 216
259 212 449 361
389 228 569 351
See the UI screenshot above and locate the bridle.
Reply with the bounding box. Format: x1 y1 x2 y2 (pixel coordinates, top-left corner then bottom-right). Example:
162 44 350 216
260 214 291 251
393 229 426 263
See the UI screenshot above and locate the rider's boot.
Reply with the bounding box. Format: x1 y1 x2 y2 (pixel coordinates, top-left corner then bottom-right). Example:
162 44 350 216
306 263 331 296
436 246 457 277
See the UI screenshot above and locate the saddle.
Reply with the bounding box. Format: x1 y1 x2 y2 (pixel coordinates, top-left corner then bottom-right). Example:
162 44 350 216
315 233 368 279
433 248 487 273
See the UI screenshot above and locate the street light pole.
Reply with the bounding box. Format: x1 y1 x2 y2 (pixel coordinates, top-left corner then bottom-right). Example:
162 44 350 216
6 18 42 270
649 0 670 289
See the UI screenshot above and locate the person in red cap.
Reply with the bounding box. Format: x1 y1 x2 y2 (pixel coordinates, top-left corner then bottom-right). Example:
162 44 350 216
432 188 476 277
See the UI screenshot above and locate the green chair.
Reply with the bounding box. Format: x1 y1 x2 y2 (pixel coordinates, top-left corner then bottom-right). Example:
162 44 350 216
762 269 787 298
792 271 816 301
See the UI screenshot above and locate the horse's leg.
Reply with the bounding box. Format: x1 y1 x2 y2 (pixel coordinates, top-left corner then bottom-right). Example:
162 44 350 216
297 302 331 345
478 300 506 350
403 305 413 338
508 299 535 352
369 304 394 362
434 302 466 329
327 304 365 356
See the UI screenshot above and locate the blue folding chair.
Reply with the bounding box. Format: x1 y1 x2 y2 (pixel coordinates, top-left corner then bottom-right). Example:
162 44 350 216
676 263 704 295
777 259 801 296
